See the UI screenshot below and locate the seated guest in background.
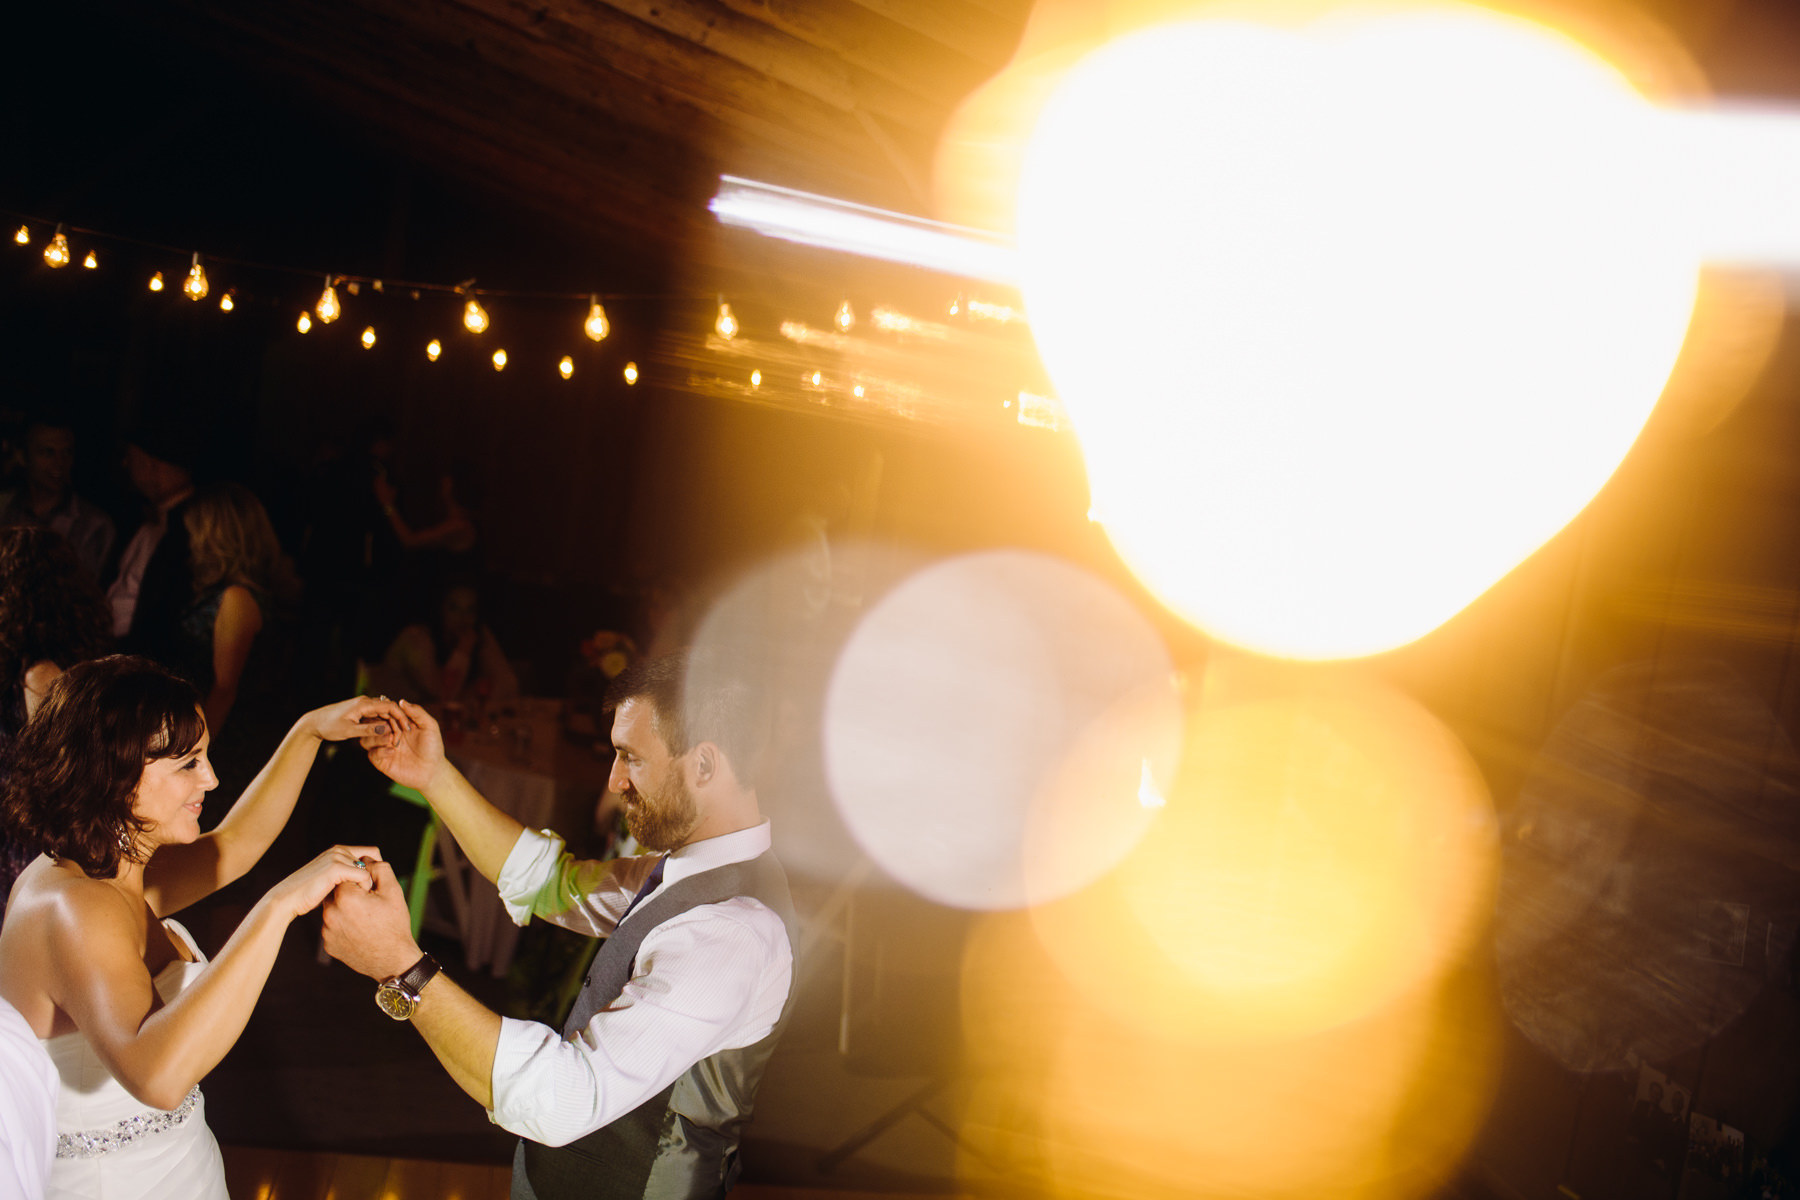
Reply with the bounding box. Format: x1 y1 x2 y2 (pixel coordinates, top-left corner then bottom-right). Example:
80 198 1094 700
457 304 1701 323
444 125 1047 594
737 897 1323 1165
108 433 197 659
176 483 291 737
0 994 55 1199
0 417 115 584
377 579 517 706
0 526 112 900
324 651 797 1200
0 657 401 1200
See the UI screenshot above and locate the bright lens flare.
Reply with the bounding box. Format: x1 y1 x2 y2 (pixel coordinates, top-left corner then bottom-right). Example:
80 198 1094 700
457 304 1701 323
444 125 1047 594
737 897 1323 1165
1018 7 1698 660
823 551 1179 910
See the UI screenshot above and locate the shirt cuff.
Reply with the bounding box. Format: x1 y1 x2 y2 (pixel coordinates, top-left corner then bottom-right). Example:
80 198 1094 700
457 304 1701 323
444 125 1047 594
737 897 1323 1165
495 827 564 926
486 1015 559 1137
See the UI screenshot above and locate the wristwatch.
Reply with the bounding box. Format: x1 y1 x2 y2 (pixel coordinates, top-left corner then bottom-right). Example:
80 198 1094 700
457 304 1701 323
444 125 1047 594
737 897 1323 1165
375 953 442 1021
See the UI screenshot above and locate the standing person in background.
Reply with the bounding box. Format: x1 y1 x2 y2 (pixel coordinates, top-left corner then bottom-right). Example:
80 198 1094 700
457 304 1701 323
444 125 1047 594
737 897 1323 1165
108 433 197 661
0 526 112 900
176 483 291 738
373 461 479 565
0 417 116 585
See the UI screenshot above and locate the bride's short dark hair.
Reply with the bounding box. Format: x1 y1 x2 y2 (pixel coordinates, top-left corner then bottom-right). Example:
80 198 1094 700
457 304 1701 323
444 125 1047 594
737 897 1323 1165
2 655 204 878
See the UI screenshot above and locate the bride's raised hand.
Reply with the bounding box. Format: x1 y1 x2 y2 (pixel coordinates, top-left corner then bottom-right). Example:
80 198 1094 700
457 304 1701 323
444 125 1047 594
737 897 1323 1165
362 699 446 793
305 695 407 743
266 845 384 919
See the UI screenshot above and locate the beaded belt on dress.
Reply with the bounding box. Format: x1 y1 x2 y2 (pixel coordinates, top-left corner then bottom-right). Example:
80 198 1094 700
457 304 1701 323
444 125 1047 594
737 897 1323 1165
55 1086 201 1159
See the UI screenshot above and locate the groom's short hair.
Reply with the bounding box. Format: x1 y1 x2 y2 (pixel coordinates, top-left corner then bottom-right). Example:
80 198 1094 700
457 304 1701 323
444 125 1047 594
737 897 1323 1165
604 649 767 788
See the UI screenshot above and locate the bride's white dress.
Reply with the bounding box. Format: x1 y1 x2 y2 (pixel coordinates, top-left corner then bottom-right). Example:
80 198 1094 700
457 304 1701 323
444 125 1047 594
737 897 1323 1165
41 918 228 1199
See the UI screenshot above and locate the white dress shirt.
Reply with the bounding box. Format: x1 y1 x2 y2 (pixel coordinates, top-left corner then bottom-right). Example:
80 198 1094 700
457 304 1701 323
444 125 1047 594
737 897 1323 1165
0 997 57 1199
105 519 163 638
488 820 792 1147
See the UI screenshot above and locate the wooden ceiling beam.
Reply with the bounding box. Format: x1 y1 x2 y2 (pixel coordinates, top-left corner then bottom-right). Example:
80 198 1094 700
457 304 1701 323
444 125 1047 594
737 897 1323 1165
715 0 996 107
444 0 921 196
844 0 1024 69
579 0 952 138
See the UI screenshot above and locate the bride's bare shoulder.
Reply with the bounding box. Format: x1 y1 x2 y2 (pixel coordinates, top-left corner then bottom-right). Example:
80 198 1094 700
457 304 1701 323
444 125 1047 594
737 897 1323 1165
7 858 140 941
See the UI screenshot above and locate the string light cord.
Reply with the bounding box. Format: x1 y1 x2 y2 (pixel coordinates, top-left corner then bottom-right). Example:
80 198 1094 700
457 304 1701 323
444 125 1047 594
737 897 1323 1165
0 206 695 302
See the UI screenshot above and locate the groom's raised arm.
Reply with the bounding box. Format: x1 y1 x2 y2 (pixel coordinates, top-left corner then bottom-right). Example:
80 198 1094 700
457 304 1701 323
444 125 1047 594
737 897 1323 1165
361 699 525 884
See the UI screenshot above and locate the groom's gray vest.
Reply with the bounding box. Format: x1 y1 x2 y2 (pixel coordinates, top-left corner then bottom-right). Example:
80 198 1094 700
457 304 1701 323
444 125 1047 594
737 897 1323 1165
511 851 799 1200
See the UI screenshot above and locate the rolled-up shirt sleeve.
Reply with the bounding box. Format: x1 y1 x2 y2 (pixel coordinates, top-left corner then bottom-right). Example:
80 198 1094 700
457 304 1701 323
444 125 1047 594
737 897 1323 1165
496 828 644 936
486 897 793 1146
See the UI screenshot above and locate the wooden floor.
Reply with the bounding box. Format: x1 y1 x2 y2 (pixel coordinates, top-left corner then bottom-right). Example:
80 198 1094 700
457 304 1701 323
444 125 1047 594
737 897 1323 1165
221 1145 970 1200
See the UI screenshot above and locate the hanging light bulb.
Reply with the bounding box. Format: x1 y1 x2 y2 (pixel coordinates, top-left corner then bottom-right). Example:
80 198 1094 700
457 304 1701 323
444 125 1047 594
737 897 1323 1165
315 277 340 323
361 326 377 349
492 348 507 371
750 369 762 388
82 249 97 269
559 356 574 379
714 299 738 340
584 296 609 342
219 292 234 312
12 226 27 246
346 281 361 296
148 271 165 292
182 253 208 301
809 370 822 387
949 293 963 316
853 383 866 398
834 299 855 332
623 361 639 385
44 227 71 268
297 311 312 333
426 338 442 361
463 296 489 334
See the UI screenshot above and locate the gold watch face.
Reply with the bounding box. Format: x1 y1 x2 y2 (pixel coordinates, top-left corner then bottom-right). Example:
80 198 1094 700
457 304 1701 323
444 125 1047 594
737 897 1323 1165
375 981 418 1021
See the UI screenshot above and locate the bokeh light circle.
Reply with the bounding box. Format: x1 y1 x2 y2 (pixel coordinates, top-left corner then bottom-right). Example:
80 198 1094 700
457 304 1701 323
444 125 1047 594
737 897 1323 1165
1017 5 1699 659
1029 659 1498 1042
823 551 1179 909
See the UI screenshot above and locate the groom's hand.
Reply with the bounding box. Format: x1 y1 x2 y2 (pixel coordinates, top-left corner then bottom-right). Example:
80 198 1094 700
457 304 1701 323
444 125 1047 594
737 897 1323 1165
362 699 448 794
321 860 421 980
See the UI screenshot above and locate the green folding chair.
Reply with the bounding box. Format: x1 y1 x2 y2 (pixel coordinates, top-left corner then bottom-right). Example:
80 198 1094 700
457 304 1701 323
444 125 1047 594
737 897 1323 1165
389 781 470 941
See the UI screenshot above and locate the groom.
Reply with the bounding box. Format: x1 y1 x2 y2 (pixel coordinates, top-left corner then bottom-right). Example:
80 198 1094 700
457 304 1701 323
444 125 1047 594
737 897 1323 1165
322 651 799 1198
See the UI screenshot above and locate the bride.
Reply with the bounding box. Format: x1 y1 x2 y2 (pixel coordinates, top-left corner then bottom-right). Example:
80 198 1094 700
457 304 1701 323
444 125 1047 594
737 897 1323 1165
0 655 401 1199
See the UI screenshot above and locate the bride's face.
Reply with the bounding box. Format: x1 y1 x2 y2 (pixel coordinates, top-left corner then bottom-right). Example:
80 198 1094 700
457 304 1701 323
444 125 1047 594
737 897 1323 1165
131 712 218 850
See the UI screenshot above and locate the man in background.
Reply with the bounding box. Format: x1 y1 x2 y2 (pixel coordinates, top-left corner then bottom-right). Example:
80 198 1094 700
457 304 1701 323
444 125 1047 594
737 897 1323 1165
0 416 115 583
106 431 196 660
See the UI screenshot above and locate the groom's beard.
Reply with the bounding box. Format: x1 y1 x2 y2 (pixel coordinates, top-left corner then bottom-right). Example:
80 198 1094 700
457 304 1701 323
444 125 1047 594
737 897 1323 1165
624 775 700 852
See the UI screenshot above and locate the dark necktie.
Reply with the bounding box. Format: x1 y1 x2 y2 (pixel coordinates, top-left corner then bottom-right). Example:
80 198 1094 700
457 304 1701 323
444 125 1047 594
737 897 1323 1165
617 854 667 926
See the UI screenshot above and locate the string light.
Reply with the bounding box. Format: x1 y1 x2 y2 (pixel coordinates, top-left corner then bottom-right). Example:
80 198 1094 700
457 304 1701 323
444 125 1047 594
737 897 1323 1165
426 338 441 361
853 383 866 398
585 296 609 342
714 298 738 340
949 294 962 316
834 299 855 332
148 271 164 292
464 296 489 334
12 226 27 246
44 226 71 268
220 292 234 312
559 356 574 379
82 250 97 269
315 277 340 323
809 370 822 386
182 253 208 301
346 281 360 296
623 362 639 384
750 369 762 388
492 348 507 370
361 326 377 349
296 311 312 333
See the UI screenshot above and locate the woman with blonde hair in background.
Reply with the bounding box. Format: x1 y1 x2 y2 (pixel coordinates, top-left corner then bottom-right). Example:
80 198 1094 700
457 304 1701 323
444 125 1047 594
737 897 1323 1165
177 483 292 738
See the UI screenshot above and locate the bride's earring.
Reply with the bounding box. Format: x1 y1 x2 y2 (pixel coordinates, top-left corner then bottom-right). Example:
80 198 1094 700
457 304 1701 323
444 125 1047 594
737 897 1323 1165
117 824 135 857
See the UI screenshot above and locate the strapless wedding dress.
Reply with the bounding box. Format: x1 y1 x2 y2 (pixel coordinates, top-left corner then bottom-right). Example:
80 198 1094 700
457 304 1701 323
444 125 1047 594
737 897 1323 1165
41 918 228 1199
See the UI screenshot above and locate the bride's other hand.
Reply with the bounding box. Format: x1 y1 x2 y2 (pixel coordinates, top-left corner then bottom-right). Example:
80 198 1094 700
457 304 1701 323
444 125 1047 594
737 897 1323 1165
363 699 446 793
267 845 384 919
306 695 406 743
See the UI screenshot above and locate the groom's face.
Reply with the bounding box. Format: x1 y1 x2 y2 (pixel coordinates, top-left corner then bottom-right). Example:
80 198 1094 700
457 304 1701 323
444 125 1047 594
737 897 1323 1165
608 697 700 852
